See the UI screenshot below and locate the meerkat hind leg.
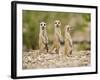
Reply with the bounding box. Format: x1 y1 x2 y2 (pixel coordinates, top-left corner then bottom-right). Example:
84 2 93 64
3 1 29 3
67 49 72 57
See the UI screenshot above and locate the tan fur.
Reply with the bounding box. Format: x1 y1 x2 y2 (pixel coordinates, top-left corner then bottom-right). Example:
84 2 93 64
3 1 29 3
50 20 63 54
39 22 48 52
64 25 72 56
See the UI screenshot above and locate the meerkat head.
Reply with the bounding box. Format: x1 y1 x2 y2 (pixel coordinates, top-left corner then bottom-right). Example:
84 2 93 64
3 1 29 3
65 25 71 32
54 20 61 28
40 22 46 30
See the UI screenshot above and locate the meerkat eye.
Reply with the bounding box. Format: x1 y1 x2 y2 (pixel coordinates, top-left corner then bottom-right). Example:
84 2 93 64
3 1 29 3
40 24 42 26
55 22 57 24
58 22 60 24
68 27 70 31
44 24 46 26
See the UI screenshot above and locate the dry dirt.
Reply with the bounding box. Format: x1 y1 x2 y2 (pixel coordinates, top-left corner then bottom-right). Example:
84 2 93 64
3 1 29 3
22 49 90 69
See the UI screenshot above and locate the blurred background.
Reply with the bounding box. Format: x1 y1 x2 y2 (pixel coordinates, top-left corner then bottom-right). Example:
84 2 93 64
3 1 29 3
22 10 91 51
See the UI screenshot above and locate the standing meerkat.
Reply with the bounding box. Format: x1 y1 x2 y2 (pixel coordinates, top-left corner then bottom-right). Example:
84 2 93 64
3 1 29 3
39 22 48 53
50 20 64 54
64 25 73 56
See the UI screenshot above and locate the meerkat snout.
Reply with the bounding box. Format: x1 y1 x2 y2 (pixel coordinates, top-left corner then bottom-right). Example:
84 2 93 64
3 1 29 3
54 20 61 28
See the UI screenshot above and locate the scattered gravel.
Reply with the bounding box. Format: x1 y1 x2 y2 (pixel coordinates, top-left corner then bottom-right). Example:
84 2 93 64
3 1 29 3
22 49 90 69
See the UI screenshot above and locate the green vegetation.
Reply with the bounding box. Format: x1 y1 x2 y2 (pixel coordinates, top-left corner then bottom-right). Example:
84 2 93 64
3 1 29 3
77 42 90 50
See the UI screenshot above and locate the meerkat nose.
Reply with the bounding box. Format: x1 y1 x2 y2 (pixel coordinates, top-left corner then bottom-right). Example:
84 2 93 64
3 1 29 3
42 26 44 30
56 24 59 28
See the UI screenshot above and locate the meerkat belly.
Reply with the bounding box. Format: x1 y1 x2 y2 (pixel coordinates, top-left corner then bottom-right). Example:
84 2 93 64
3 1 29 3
54 34 60 46
39 34 45 49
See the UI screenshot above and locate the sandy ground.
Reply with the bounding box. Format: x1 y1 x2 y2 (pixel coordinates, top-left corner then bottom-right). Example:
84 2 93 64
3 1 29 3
22 48 90 69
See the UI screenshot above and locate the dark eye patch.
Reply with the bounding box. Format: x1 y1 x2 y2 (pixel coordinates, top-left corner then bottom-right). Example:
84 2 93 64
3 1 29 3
55 22 57 24
68 27 70 31
44 24 46 26
40 24 42 26
58 22 60 24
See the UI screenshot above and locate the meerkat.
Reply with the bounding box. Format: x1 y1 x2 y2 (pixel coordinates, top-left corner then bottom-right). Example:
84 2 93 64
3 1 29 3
64 25 72 56
39 22 48 53
50 20 64 54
